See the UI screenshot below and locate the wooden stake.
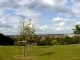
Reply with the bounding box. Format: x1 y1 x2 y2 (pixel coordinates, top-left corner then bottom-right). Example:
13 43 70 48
18 42 21 57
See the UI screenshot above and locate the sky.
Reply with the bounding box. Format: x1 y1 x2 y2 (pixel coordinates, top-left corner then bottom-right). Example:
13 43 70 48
0 0 80 35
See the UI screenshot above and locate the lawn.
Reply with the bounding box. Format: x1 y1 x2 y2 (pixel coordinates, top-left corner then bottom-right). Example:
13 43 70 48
0 44 80 60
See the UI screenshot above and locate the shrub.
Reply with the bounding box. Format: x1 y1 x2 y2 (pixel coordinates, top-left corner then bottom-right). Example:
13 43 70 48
52 40 57 45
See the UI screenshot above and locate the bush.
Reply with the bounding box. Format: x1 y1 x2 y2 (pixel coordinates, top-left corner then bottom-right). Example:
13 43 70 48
72 35 79 44
0 33 15 45
52 40 57 45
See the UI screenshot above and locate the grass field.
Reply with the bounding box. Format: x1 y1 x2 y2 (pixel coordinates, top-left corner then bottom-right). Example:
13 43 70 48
0 44 80 60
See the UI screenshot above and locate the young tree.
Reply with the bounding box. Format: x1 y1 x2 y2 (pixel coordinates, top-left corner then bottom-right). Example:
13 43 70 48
18 15 36 41
18 15 36 56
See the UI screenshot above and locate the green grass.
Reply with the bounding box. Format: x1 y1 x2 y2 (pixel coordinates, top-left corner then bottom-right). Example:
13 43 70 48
0 44 80 60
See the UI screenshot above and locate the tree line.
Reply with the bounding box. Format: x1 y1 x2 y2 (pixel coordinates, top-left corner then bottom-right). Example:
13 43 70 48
0 33 14 45
0 33 80 46
37 35 79 46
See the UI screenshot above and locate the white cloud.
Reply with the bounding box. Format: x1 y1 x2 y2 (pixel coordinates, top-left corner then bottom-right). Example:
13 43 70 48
18 0 30 6
0 0 80 35
51 17 78 33
0 18 12 28
54 22 65 27
15 8 41 18
59 22 65 26
43 0 54 6
25 0 76 17
73 5 80 17
71 0 80 17
40 25 48 31
76 22 80 25
55 27 63 31
54 26 72 34
52 17 63 22
52 17 71 27
52 17 76 23
0 0 78 17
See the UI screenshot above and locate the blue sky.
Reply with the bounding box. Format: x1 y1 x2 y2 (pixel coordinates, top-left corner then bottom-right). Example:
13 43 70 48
0 0 80 35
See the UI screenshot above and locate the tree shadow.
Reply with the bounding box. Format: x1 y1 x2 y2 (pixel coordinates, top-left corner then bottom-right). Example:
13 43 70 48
40 52 54 56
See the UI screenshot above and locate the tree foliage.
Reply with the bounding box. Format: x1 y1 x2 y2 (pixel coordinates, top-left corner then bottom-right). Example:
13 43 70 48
0 33 14 45
73 25 80 34
36 35 80 46
18 15 36 41
52 40 57 45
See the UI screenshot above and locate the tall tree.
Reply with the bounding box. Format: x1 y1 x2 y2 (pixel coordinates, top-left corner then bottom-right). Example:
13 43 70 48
73 25 80 34
73 25 80 44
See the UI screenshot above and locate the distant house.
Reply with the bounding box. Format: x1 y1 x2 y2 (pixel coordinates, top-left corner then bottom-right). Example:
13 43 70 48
6 33 79 39
66 33 74 37
36 34 65 40
66 33 80 37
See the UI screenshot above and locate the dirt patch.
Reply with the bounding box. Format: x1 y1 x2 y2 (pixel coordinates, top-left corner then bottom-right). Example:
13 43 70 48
76 45 80 48
14 55 37 59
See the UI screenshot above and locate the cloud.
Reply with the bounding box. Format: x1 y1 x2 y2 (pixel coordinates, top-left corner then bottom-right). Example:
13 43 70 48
73 5 80 17
15 8 41 18
52 17 64 22
55 27 63 31
0 17 12 28
26 0 70 12
70 0 80 17
0 23 12 28
0 0 41 17
52 17 70 27
59 22 65 26
76 22 80 25
33 16 78 34
71 0 80 3
0 0 79 17
0 0 77 18
54 26 72 34
0 0 80 35
36 24 73 34
51 17 78 33
25 0 76 17
52 17 76 23
35 24 55 34
39 25 48 30
0 0 19 9
0 13 20 35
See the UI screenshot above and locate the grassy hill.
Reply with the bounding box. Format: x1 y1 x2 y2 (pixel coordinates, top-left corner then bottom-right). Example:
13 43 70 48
0 44 80 60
